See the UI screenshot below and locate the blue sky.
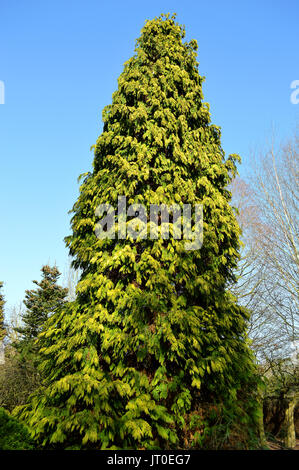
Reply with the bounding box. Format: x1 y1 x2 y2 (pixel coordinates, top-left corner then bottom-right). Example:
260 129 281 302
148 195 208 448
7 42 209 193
0 0 298 313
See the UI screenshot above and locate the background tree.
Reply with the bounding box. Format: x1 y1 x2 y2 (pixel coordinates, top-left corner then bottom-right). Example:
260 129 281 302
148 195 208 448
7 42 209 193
252 133 298 358
230 131 299 448
5 302 24 345
62 257 81 302
14 265 68 359
0 266 68 412
16 14 260 450
230 131 298 363
230 178 286 360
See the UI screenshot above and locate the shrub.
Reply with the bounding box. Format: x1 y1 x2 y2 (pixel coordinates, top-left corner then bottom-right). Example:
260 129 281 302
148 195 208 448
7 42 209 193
0 407 34 450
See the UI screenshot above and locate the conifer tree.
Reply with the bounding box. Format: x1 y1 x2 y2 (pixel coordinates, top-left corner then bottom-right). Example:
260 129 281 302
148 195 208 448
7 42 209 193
16 14 260 449
15 265 68 359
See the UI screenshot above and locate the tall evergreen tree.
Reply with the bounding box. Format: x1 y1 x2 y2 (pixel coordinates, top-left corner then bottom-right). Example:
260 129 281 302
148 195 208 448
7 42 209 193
16 14 260 449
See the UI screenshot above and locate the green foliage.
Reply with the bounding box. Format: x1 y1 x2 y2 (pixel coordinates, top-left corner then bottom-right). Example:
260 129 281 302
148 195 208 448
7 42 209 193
1 266 68 412
0 407 34 450
0 346 41 412
0 282 6 342
15 14 260 449
262 355 299 399
14 265 68 362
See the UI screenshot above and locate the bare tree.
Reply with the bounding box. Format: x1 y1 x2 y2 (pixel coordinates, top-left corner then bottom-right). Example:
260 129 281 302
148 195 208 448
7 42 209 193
6 303 24 344
62 257 81 301
253 134 298 341
230 130 299 363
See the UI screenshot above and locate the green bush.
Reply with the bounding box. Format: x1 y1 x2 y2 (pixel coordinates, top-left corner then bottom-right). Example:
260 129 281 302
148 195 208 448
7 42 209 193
0 407 34 450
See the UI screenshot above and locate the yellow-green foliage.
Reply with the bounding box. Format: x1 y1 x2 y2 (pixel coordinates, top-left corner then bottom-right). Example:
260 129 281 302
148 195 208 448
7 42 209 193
15 14 259 449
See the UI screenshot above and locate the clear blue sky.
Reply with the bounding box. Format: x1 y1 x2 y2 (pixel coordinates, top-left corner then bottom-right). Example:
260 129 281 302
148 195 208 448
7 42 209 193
0 0 298 313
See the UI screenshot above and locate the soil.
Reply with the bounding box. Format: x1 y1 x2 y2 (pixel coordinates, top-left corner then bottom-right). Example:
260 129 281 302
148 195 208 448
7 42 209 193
266 438 299 450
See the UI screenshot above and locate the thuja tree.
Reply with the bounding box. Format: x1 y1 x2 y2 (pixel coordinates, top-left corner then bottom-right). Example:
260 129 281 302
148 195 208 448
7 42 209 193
16 14 260 449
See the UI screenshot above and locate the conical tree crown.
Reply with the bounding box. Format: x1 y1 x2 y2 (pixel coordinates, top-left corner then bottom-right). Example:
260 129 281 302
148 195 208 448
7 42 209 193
68 13 240 281
15 265 68 346
17 15 259 450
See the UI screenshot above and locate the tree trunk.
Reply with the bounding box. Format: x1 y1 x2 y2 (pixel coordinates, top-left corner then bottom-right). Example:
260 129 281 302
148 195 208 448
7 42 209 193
258 400 266 447
284 395 296 448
